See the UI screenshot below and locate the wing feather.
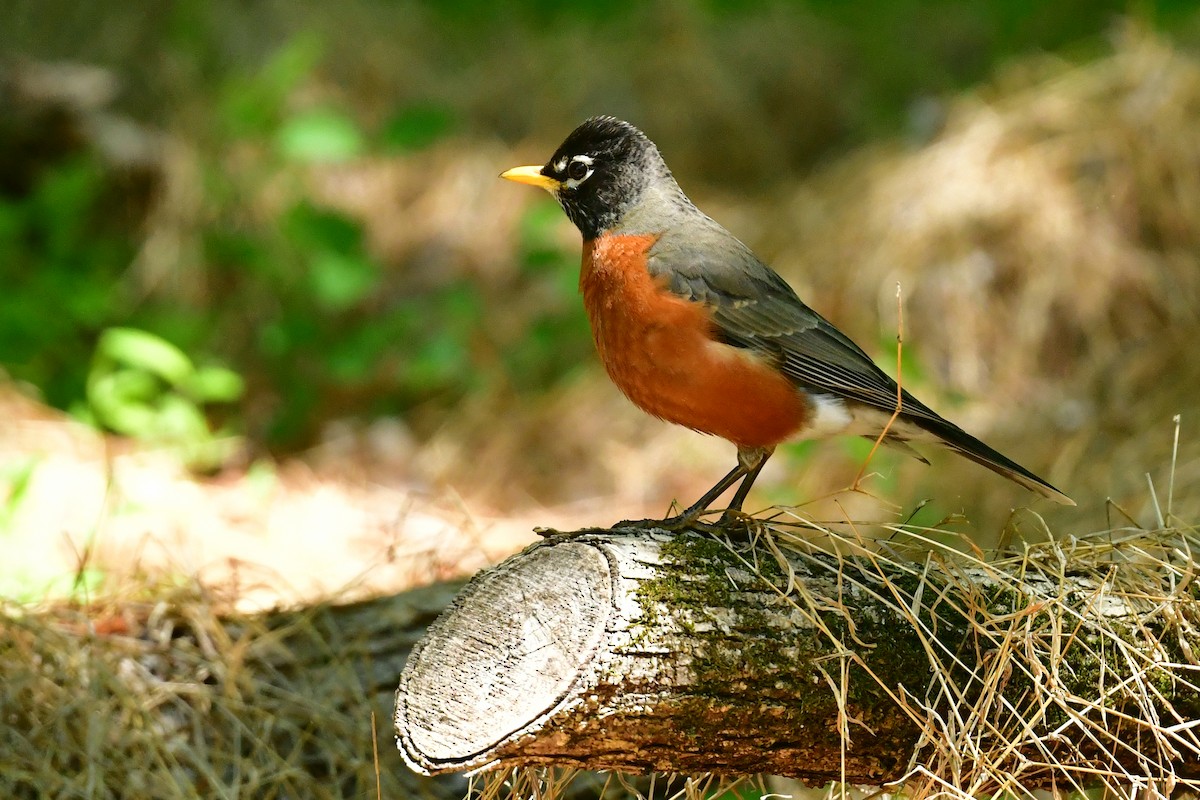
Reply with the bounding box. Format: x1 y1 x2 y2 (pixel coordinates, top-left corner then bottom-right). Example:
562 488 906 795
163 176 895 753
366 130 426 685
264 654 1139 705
641 219 1073 504
649 226 942 422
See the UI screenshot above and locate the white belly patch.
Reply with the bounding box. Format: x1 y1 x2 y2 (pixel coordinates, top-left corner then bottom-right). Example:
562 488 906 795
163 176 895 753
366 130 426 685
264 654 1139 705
800 393 938 443
804 393 855 438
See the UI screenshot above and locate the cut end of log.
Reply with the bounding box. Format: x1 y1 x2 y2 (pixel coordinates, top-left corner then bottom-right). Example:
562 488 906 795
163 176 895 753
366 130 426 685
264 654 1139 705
396 540 613 774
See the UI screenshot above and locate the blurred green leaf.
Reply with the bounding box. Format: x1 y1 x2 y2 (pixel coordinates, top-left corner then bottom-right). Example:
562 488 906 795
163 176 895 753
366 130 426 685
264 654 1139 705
308 250 379 310
219 33 325 136
97 328 194 386
258 321 292 358
205 228 272 272
283 201 363 253
260 32 325 95
0 203 23 253
277 109 365 163
219 80 277 136
88 372 159 436
438 283 485 326
0 458 38 535
323 320 394 383
108 370 161 405
380 104 457 152
518 199 568 251
83 327 246 470
31 161 103 260
404 333 472 392
325 344 377 384
185 366 246 403
156 395 211 440
500 309 590 390
179 435 244 474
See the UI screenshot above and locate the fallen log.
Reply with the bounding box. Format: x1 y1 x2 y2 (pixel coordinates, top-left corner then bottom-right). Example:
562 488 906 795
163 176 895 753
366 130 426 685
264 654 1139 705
396 525 1200 794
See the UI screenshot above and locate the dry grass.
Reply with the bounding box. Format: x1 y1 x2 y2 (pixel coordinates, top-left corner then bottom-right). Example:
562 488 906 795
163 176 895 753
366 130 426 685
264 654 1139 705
0 578 465 799
768 519 1199 797
470 769 769 800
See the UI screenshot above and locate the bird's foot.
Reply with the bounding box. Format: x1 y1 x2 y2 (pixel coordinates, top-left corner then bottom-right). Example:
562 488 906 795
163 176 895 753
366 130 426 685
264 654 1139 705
610 508 766 538
535 527 580 542
612 511 716 534
711 510 762 541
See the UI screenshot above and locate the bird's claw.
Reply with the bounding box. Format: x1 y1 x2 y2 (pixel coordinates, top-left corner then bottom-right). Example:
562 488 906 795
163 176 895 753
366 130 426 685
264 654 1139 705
612 512 730 536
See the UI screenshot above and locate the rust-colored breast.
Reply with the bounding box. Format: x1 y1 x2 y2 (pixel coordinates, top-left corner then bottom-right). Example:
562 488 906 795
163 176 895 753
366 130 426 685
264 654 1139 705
580 234 809 450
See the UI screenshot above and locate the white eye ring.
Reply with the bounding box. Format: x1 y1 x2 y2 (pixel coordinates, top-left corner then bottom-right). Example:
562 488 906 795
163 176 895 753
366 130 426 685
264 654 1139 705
564 155 594 187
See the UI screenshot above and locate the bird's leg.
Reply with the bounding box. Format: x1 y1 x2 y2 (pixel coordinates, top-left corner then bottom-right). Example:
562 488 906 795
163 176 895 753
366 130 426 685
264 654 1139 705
663 462 749 528
615 462 748 532
615 446 773 533
720 446 773 523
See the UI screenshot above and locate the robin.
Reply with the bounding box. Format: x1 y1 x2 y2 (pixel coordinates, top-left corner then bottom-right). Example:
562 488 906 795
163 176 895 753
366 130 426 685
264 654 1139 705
502 116 1073 526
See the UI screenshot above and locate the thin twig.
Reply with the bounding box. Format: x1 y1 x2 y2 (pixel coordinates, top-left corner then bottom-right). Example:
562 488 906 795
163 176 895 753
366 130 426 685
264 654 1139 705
1168 414 1181 521
371 711 382 800
854 282 905 490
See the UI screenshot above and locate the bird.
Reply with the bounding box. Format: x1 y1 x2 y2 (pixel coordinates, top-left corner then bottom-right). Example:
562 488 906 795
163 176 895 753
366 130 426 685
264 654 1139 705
501 116 1073 527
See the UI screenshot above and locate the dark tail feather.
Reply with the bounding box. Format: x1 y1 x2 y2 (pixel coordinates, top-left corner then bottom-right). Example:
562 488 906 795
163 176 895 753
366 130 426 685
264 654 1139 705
918 417 1075 506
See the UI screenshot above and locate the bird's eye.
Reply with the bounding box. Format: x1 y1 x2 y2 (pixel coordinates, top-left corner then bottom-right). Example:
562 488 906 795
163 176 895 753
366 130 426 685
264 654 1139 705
567 159 590 180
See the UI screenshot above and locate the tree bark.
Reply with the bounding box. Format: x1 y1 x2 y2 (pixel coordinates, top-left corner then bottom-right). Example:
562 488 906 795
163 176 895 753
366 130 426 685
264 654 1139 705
395 527 1200 792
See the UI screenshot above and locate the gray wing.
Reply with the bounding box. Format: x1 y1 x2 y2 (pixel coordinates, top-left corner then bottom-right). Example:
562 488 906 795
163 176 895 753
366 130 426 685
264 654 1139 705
644 223 1074 504
647 227 944 424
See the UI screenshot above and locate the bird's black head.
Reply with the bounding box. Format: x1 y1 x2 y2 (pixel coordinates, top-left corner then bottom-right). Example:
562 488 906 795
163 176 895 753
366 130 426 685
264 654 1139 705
502 116 669 239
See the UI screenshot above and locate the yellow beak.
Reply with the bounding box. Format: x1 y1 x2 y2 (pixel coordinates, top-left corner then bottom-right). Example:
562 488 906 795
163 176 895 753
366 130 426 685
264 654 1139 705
500 165 561 193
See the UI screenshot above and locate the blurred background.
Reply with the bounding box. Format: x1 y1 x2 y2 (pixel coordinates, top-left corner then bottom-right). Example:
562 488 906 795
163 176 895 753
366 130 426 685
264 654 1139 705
3 0 1200 605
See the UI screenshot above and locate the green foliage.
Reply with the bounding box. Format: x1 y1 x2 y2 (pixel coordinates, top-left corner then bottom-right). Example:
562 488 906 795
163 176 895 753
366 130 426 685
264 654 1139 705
396 283 482 395
0 33 471 451
82 328 244 470
217 33 326 138
0 158 134 409
180 39 588 446
381 104 458 153
503 200 593 390
277 109 366 163
282 201 379 310
0 458 37 536
197 51 513 445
